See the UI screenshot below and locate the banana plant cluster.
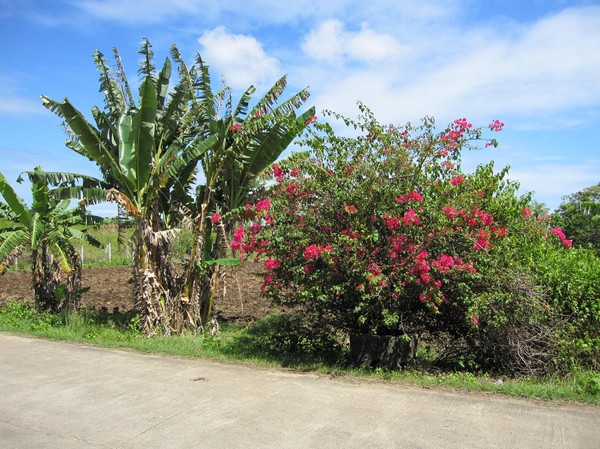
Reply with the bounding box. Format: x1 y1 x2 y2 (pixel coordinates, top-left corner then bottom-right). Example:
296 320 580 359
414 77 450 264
0 168 102 312
37 38 313 334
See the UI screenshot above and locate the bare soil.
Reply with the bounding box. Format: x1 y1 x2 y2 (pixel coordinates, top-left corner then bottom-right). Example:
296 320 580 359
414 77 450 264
0 262 272 324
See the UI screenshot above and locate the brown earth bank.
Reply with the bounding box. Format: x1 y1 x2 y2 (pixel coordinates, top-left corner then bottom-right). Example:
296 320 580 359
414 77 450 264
0 262 272 324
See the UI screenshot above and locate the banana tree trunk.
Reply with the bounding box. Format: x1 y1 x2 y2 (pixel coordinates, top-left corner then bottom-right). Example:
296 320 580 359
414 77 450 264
133 215 201 335
180 189 212 316
32 246 62 313
63 252 83 313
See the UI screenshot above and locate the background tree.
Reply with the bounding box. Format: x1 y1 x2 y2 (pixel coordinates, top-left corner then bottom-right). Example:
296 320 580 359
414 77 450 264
552 183 600 254
0 168 101 312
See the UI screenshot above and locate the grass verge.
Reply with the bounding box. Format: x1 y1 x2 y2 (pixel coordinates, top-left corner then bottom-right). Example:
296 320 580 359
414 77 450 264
0 301 598 406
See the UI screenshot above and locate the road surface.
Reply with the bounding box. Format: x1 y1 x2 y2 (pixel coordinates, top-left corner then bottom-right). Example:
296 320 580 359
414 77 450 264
0 333 598 448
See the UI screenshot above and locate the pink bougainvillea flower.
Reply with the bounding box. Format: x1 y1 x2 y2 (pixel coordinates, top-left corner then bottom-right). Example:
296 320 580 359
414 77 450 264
450 176 465 186
479 212 494 226
264 259 281 270
210 213 221 224
384 213 401 229
344 203 358 214
550 227 573 247
304 244 321 260
249 222 263 234
442 205 458 219
473 229 491 251
402 209 421 226
471 315 479 325
229 123 242 132
432 254 455 272
488 119 504 132
523 207 532 217
492 226 507 237
290 168 301 177
454 117 473 130
408 191 424 202
306 115 318 125
272 163 285 182
256 198 272 212
321 244 334 253
550 227 566 240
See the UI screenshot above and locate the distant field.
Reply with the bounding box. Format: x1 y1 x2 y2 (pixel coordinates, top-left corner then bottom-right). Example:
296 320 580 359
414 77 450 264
4 223 135 269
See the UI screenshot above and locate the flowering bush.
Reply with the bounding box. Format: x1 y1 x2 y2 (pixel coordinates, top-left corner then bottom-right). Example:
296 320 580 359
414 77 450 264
232 105 588 373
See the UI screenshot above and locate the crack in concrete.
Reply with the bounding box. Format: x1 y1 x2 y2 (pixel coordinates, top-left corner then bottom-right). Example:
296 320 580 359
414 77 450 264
0 419 113 448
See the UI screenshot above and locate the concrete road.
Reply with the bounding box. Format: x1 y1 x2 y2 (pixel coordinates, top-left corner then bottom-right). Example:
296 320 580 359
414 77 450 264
0 333 598 449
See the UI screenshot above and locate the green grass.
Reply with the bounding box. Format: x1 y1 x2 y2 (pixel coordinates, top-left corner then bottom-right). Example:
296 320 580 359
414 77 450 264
0 301 598 406
4 224 135 270
76 223 134 266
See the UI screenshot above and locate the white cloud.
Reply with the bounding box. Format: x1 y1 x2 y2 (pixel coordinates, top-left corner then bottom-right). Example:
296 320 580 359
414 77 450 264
198 27 280 90
0 77 43 116
302 20 404 65
70 0 202 24
509 162 600 207
299 6 600 128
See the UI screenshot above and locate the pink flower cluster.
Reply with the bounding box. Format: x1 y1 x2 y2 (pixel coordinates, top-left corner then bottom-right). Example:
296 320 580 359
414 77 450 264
229 123 242 132
451 176 465 186
442 205 459 219
410 250 431 282
550 227 573 248
488 119 504 132
304 243 333 260
384 214 401 230
272 163 285 183
473 229 491 251
231 222 270 260
210 213 221 224
306 115 318 125
431 253 476 274
256 198 271 212
441 118 473 150
402 209 421 226
432 254 456 272
395 191 424 203
264 258 281 270
344 203 358 214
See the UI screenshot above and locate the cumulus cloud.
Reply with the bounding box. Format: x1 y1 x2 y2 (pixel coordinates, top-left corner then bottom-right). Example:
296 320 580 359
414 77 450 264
302 20 404 65
198 27 280 90
301 6 600 127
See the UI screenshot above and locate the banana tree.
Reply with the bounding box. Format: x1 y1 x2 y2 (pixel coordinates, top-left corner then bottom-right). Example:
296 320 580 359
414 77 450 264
0 168 101 312
41 39 313 333
176 55 315 325
41 39 218 334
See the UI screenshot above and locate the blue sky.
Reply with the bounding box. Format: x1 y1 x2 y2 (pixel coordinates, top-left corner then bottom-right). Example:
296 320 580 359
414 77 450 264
1 0 599 216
